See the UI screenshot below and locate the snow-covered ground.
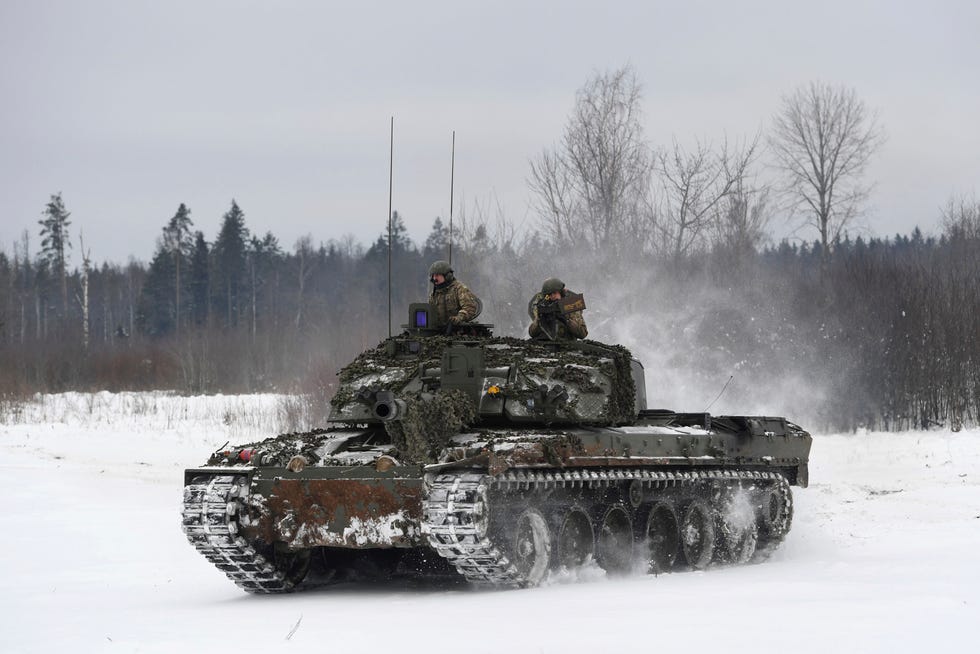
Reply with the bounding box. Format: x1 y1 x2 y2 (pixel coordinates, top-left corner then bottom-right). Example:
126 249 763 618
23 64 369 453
1 393 977 653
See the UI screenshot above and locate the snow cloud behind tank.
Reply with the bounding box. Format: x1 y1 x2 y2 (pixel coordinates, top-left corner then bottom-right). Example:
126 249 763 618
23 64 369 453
590 272 829 426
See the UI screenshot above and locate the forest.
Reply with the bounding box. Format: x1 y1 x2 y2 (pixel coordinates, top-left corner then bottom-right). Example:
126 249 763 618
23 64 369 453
1 69 977 433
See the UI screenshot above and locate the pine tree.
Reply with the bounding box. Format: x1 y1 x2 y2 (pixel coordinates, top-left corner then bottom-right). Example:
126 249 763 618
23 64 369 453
136 243 176 336
423 216 449 260
212 200 249 328
163 203 194 335
39 193 71 317
246 232 283 337
366 211 413 260
189 232 210 327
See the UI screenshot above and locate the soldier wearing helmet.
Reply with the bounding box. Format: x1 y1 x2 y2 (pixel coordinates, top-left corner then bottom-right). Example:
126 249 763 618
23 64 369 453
529 277 588 340
428 260 480 330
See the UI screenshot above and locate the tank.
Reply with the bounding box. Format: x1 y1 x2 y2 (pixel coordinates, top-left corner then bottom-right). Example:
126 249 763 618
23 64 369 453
182 302 812 592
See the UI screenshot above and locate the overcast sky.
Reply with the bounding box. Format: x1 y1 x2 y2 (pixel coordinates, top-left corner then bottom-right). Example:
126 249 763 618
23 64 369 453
1 0 978 264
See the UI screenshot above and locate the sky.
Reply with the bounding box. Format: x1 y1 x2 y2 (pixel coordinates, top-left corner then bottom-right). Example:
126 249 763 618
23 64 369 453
1 0 978 265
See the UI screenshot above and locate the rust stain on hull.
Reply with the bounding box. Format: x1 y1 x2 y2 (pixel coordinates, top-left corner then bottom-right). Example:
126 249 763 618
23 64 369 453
487 438 585 474
251 479 424 549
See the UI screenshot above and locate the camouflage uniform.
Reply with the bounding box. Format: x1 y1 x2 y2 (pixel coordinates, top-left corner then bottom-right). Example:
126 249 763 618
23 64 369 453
429 279 479 328
528 291 588 340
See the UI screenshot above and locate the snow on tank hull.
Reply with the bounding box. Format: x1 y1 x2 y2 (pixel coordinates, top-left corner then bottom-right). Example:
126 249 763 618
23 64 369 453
182 312 811 592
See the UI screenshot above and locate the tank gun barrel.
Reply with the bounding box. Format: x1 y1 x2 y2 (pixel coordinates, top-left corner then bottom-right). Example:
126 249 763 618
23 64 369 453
371 390 407 422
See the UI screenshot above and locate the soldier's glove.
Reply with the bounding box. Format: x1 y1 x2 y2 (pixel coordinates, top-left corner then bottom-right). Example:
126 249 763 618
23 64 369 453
449 315 462 326
539 300 567 327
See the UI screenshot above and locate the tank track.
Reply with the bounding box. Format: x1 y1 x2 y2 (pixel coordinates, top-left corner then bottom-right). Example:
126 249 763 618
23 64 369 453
422 468 792 587
182 474 297 593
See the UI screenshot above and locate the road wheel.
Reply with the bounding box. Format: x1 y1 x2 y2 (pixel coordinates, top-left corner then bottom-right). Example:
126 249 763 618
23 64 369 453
680 499 715 570
757 479 793 539
644 501 680 574
556 508 594 569
272 544 312 587
512 508 552 587
716 515 758 564
596 505 633 575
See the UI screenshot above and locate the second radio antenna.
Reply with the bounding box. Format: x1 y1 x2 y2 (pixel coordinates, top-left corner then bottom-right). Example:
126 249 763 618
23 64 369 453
448 131 455 265
387 116 394 338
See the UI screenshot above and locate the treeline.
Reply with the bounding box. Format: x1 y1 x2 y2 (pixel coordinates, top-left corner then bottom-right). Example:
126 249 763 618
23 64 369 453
1 195 978 433
2 66 979 432
0 197 456 398
724 227 979 432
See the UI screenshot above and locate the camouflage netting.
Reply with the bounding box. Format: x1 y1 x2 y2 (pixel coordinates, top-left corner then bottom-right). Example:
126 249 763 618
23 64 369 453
490 339 635 423
385 389 477 464
330 336 458 410
510 339 636 424
587 341 637 423
549 363 605 393
330 335 637 426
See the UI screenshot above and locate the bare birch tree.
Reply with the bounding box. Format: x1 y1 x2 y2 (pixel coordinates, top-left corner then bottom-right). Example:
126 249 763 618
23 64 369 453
711 179 773 266
77 233 91 351
653 136 759 259
528 65 651 257
528 149 577 245
940 193 980 240
770 81 884 265
293 235 315 329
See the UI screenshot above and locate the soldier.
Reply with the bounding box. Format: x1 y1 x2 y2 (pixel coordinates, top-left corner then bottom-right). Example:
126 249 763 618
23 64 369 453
529 277 588 340
428 260 480 330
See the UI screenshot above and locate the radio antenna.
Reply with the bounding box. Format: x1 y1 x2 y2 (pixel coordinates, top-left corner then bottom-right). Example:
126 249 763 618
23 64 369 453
448 130 455 265
387 116 394 338
704 375 734 412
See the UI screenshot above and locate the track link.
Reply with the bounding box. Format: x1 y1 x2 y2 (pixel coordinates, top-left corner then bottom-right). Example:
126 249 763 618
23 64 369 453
422 468 792 586
181 474 296 593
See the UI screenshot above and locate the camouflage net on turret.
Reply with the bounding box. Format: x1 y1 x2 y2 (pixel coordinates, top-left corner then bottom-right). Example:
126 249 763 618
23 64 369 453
588 342 636 423
330 336 459 411
330 335 637 427
489 338 636 424
385 389 477 464
510 340 636 424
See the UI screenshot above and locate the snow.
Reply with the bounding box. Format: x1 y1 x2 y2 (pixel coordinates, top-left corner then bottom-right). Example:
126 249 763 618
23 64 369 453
2 393 978 653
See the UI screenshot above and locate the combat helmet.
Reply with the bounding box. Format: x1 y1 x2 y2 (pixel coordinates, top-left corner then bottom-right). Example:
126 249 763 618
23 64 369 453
541 277 565 295
428 260 455 284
